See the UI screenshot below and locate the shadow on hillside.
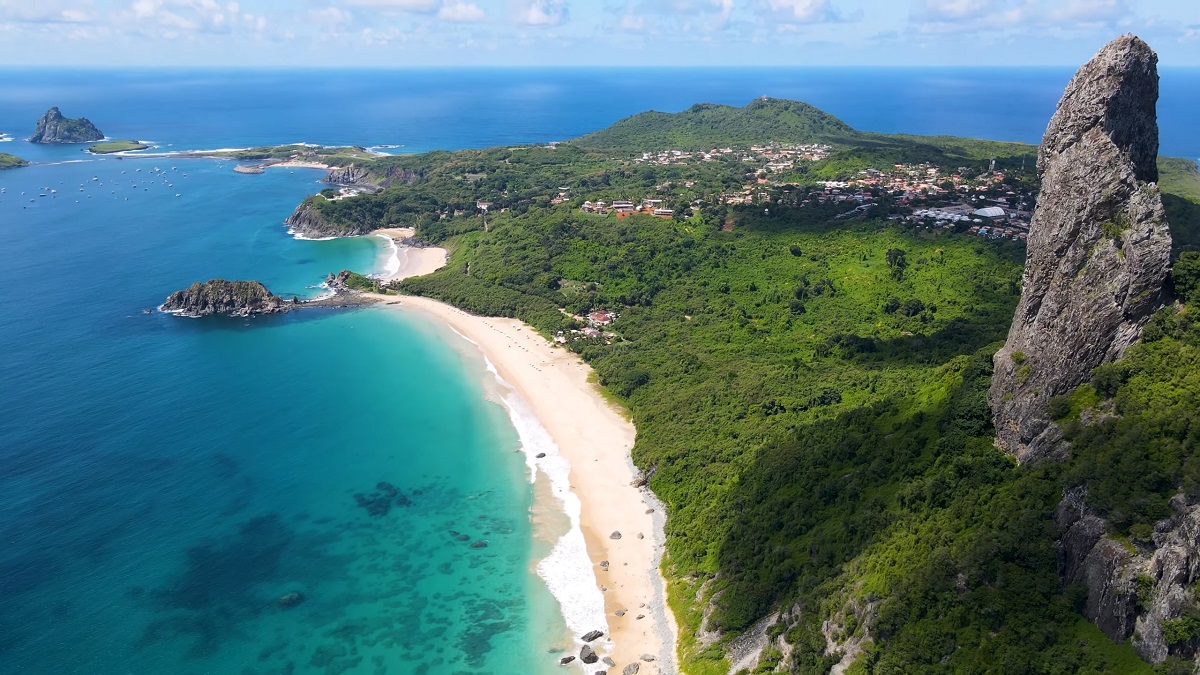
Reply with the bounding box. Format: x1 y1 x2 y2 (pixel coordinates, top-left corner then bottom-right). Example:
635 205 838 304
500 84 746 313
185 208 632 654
821 313 1013 367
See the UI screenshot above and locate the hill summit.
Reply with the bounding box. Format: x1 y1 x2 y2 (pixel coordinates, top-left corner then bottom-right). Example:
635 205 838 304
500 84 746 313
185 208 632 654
573 97 855 151
990 35 1172 462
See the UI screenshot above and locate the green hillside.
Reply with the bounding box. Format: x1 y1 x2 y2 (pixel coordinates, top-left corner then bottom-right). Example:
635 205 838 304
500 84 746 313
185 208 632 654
0 152 28 169
284 99 1200 672
572 98 855 151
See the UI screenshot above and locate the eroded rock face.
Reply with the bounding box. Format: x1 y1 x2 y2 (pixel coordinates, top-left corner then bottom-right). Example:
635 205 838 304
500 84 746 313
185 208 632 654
284 200 372 238
160 279 292 317
28 107 104 143
990 35 1172 462
1057 489 1200 664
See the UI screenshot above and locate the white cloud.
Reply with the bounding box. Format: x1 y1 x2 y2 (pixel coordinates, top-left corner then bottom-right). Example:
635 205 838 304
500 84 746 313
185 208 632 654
310 6 353 26
0 0 96 23
343 0 440 10
513 0 567 26
619 12 645 30
765 0 831 23
439 0 485 22
911 0 1132 35
125 0 268 37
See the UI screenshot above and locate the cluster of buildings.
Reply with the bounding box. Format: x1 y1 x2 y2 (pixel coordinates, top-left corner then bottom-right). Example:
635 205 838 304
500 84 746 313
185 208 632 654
580 199 675 218
633 142 832 170
554 309 619 343
899 203 1030 241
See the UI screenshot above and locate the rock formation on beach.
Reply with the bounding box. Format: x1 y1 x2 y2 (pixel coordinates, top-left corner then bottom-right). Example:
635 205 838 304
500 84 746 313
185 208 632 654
28 107 104 143
160 280 294 317
989 35 1172 463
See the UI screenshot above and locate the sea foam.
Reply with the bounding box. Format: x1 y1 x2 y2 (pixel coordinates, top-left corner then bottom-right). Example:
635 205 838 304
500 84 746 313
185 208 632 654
474 352 609 652
369 233 402 279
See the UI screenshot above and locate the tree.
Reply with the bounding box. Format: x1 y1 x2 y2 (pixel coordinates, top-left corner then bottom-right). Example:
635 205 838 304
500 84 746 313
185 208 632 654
1172 251 1200 303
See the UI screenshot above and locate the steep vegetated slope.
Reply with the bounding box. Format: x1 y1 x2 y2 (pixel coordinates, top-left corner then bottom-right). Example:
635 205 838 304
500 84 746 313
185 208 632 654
280 38 1200 673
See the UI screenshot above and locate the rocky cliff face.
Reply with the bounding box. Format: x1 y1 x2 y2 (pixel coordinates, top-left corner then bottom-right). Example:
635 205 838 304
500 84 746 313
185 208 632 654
325 166 377 187
989 36 1172 462
323 164 419 190
284 200 373 238
160 280 294 317
1058 488 1200 664
28 107 104 143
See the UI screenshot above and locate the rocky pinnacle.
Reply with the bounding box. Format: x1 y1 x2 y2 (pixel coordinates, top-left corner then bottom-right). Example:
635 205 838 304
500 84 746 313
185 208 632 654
989 35 1172 462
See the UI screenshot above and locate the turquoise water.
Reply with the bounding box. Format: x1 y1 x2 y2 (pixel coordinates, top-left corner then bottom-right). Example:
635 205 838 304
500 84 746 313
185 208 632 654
0 155 566 674
2 67 1197 674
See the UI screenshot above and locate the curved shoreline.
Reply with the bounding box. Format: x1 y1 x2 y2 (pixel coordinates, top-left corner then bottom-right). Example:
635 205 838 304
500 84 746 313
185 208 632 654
375 295 678 672
363 238 678 672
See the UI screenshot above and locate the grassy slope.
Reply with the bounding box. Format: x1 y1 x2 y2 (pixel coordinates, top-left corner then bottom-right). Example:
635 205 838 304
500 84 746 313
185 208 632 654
0 152 29 168
315 100 1200 672
1160 157 1200 255
88 140 149 154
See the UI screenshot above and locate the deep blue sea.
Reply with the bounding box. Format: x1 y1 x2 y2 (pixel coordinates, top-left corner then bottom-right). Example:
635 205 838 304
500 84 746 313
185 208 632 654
0 67 1197 675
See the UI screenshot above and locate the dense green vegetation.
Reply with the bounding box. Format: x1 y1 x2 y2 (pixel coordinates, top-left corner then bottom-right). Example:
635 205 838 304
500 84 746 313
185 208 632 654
88 140 149 154
0 152 28 169
306 101 1200 672
574 99 854 151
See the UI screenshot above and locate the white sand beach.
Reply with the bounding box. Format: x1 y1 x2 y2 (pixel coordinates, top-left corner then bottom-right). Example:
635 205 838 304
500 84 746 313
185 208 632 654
365 242 678 671
372 228 449 282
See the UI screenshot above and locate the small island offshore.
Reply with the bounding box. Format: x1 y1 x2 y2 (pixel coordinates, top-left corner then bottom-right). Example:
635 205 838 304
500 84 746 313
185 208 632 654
28 106 104 143
0 152 28 168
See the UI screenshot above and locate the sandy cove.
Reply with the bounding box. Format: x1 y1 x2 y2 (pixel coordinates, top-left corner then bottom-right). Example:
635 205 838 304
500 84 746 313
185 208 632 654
373 228 449 282
368 240 678 671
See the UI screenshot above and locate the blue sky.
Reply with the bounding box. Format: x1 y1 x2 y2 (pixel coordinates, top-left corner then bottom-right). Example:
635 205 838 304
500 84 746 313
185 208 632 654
0 0 1197 67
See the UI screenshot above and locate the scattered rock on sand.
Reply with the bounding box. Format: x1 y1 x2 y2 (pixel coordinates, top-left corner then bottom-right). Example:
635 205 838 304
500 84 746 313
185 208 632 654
623 663 640 675
636 614 645 620
581 629 604 642
580 644 599 664
603 656 617 667
610 531 622 539
641 654 656 662
536 452 546 458
637 533 644 539
614 610 626 617
559 655 576 665
644 508 655 514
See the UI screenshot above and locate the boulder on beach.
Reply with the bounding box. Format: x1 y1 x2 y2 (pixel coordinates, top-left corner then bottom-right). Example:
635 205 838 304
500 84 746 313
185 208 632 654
581 629 604 642
580 644 598 664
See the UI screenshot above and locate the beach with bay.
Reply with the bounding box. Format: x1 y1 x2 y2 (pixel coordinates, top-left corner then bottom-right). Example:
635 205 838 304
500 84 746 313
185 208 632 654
374 234 679 671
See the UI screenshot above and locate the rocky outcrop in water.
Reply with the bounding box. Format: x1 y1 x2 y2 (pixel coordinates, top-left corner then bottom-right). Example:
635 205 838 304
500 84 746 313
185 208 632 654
989 35 1172 463
284 199 373 238
161 274 380 318
160 280 294 317
28 107 104 143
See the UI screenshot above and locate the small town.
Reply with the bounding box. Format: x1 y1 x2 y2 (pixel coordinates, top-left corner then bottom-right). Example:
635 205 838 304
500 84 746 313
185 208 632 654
565 142 1035 243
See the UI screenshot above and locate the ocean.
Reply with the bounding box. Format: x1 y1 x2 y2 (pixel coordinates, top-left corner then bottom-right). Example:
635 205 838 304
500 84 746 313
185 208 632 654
0 67 1197 675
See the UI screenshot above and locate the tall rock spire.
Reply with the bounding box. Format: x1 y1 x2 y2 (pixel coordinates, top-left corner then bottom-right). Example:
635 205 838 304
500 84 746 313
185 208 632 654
989 35 1172 462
